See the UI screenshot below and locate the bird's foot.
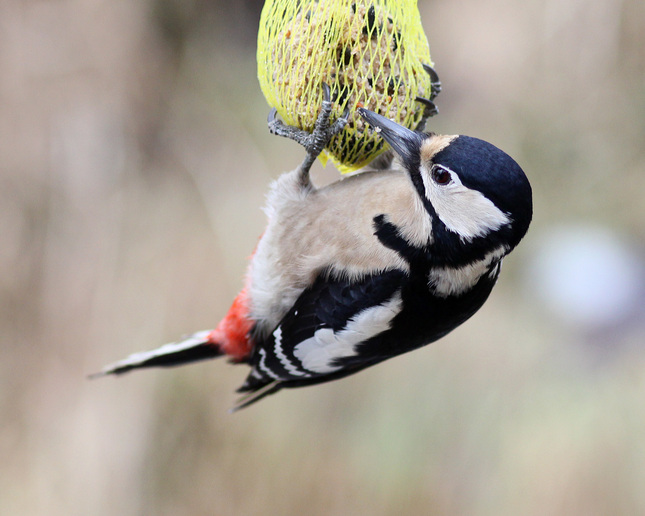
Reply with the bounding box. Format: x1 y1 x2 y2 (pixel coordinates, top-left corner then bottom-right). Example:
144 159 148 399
414 64 442 131
268 83 349 173
424 64 442 101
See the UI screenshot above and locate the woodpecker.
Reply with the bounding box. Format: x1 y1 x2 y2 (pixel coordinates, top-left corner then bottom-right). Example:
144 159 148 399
94 80 532 410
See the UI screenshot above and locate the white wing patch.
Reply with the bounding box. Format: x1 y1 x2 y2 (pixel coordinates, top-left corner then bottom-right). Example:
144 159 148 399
293 293 402 374
273 326 307 377
257 348 280 380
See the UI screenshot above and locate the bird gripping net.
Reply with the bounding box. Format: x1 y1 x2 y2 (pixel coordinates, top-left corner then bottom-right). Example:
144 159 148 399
257 0 434 173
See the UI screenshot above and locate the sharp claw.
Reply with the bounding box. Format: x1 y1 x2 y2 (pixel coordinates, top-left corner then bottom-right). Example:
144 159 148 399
268 107 278 124
415 96 436 108
423 64 440 86
422 64 442 101
267 107 284 135
321 82 331 103
415 96 438 116
330 112 348 137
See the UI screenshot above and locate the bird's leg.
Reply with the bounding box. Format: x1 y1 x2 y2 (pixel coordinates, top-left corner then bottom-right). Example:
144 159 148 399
267 83 349 183
414 64 442 131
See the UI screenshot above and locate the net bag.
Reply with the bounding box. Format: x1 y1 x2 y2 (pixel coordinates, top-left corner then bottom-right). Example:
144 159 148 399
257 0 434 173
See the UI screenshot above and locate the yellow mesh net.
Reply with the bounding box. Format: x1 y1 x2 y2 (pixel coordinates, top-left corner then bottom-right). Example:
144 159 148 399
257 0 434 173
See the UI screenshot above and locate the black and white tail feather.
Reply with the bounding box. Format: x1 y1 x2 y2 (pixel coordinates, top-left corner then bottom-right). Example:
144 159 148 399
90 330 221 378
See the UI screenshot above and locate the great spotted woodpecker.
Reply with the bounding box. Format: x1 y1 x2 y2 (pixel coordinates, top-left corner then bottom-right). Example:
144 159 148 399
94 79 532 410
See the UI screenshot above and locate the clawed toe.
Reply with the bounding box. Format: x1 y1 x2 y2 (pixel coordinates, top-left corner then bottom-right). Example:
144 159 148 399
321 82 332 105
266 82 348 173
329 106 349 138
267 107 312 147
267 108 283 135
415 96 438 118
415 64 441 131
423 64 442 101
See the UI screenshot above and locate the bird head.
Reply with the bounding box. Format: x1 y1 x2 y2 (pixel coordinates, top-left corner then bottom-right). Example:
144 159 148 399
358 108 532 266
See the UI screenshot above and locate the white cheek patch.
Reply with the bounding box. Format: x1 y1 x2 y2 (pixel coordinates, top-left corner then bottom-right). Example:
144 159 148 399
421 168 511 241
293 294 402 374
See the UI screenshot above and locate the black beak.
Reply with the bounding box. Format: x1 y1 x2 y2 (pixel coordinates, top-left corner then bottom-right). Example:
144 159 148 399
358 108 424 166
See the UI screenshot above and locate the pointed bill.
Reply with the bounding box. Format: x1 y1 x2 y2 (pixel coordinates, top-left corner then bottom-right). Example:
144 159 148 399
357 108 424 165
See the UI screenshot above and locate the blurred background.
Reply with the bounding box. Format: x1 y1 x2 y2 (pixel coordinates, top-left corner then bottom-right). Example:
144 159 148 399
2 0 645 514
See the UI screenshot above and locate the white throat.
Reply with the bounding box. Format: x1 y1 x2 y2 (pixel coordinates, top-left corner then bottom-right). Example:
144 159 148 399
427 247 507 297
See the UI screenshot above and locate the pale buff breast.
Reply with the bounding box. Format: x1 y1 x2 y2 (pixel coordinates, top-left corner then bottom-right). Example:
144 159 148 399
248 167 430 335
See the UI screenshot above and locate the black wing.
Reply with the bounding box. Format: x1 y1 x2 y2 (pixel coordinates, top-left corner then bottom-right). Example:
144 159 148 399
238 268 408 396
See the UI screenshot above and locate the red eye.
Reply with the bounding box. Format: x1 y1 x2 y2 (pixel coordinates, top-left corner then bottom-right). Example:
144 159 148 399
432 166 452 185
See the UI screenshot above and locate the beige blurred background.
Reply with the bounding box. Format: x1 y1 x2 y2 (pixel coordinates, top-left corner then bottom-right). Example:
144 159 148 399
2 0 645 514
